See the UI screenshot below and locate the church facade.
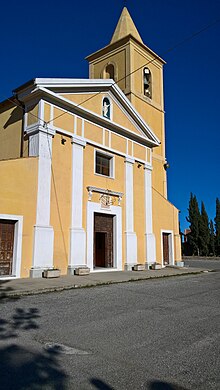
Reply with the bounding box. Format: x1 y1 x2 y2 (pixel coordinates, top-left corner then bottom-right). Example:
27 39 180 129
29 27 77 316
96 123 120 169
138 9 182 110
0 8 181 278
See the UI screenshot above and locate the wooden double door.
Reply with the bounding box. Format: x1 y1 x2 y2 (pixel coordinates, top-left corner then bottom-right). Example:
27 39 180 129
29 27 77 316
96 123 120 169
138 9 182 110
162 233 170 265
0 220 15 276
94 213 114 268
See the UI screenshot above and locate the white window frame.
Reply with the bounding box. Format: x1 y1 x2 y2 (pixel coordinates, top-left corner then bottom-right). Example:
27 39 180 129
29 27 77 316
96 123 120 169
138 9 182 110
94 149 115 179
0 214 23 279
161 230 174 267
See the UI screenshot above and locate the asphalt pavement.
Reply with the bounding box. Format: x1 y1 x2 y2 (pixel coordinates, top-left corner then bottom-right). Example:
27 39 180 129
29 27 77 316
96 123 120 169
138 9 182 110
0 271 219 389
0 266 209 298
183 258 220 271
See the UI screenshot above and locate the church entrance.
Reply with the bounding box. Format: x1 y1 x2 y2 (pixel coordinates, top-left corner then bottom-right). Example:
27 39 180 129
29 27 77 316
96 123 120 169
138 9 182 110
94 213 114 268
0 220 15 276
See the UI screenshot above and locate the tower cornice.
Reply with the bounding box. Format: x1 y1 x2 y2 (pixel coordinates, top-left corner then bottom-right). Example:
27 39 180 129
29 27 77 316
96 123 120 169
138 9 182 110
86 35 165 65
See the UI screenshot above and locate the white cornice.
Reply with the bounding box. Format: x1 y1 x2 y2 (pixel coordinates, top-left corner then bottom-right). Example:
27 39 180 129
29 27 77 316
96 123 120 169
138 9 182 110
87 186 123 198
35 78 115 89
26 123 55 137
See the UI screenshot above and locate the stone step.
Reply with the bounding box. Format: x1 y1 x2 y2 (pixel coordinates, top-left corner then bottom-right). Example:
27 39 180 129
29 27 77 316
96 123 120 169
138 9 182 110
133 264 145 271
74 267 90 276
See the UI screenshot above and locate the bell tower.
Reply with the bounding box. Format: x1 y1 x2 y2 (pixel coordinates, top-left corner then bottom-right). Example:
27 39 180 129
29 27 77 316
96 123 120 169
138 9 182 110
86 7 168 198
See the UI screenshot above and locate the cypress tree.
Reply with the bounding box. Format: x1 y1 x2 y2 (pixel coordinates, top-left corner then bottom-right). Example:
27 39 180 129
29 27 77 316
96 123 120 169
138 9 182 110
214 198 220 256
186 193 200 255
209 220 215 256
199 201 210 256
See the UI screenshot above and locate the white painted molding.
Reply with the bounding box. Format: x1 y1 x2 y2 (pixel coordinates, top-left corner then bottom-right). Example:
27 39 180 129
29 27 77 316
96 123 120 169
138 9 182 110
144 167 153 234
86 202 122 271
125 155 135 164
51 124 151 165
144 163 153 171
69 138 86 267
69 228 86 268
124 157 137 265
87 186 123 198
32 225 54 269
125 158 134 232
71 134 86 147
145 233 156 264
27 123 55 274
144 165 156 263
125 232 137 267
26 123 55 137
38 99 45 127
0 214 23 279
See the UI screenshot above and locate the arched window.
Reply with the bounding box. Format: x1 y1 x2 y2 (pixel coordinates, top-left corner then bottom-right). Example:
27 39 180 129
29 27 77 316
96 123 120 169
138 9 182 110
143 67 152 99
102 97 111 120
102 63 116 81
105 64 115 80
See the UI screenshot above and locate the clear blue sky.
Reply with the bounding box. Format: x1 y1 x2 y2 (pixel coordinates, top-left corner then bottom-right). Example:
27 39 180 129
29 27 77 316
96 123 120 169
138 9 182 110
1 0 219 231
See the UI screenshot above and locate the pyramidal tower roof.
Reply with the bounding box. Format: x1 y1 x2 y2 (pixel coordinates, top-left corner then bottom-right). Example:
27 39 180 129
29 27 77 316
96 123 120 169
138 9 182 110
110 7 143 44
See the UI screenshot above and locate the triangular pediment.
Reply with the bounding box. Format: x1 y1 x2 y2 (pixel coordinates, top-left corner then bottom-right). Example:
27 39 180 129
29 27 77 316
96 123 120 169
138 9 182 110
15 78 160 147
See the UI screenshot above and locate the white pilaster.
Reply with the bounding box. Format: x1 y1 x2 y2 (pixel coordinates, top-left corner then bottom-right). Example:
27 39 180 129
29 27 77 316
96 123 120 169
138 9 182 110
26 123 55 277
124 156 137 270
144 164 156 267
68 135 86 274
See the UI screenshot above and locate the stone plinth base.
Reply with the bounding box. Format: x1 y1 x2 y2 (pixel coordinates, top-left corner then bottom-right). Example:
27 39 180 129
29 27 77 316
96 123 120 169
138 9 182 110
74 267 90 276
30 267 44 278
124 263 136 271
145 262 155 270
133 264 145 271
150 263 162 270
43 269 61 278
175 261 185 267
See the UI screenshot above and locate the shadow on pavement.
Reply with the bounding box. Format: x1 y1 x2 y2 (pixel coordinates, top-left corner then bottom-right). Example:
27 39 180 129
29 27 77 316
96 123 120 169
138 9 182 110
90 378 114 389
0 344 67 389
147 380 188 390
0 282 67 389
0 280 19 302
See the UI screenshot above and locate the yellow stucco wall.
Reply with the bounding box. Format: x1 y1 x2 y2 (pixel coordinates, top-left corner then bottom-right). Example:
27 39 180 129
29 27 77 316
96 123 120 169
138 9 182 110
50 134 72 274
131 45 163 107
53 108 74 132
112 99 143 135
0 105 23 160
152 157 166 198
0 157 38 277
111 133 127 154
27 103 39 126
131 95 164 156
133 142 146 161
61 93 99 109
90 48 127 91
44 103 51 122
84 121 103 144
60 92 144 137
152 189 181 263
